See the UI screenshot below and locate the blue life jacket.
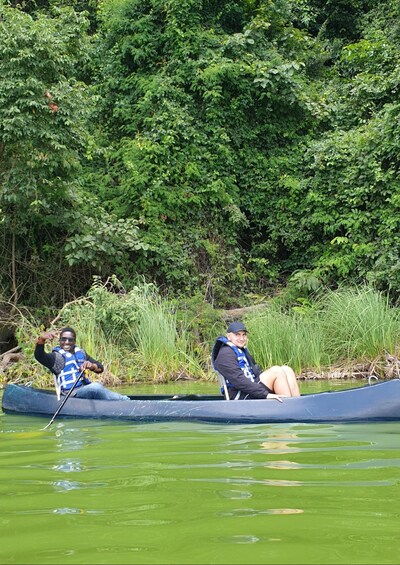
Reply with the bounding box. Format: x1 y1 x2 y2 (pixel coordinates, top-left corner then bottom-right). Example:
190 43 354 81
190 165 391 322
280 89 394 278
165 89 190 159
53 346 90 391
211 336 257 393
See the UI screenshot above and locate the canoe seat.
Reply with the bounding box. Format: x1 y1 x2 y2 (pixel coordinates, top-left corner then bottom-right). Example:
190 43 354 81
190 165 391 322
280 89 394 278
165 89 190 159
215 371 230 401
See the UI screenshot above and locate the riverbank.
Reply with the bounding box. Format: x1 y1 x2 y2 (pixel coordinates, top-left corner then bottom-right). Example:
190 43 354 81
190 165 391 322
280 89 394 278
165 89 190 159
2 283 400 388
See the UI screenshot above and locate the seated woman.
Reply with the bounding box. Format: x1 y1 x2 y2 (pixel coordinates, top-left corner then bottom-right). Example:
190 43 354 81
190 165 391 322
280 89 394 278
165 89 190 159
211 321 300 401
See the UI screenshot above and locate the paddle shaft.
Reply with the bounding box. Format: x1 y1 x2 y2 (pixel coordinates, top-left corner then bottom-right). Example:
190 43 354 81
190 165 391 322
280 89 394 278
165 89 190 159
42 370 85 430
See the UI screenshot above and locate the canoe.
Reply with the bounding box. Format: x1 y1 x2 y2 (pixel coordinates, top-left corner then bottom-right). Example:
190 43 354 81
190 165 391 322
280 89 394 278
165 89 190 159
2 380 400 424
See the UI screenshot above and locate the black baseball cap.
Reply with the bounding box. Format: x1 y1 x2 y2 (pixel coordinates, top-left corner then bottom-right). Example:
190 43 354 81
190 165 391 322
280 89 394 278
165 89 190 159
227 321 248 333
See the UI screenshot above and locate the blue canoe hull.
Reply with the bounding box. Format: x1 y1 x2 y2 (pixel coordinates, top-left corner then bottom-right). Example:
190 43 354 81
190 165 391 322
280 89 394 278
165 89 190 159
2 380 400 424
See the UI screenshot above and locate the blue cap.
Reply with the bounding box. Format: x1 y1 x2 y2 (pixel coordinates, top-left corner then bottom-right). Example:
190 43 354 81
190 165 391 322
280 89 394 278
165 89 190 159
227 321 248 333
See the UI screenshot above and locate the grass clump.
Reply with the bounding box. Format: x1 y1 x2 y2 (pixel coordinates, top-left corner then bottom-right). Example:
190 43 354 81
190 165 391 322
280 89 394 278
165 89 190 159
4 276 206 385
246 306 328 374
243 285 400 377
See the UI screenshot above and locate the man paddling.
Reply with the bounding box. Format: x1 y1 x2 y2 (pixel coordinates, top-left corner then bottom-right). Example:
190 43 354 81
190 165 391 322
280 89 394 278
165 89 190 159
35 327 129 400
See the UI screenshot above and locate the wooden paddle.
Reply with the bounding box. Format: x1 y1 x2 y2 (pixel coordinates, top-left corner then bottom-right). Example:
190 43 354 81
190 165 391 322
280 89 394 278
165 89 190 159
42 370 85 430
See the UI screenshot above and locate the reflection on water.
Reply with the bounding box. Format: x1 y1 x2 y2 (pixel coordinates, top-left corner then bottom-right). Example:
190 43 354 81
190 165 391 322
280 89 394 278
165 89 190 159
219 507 304 516
1 382 400 564
53 460 84 472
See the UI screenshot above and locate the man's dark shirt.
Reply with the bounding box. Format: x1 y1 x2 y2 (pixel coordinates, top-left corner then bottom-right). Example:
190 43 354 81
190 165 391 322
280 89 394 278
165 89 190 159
34 343 103 374
214 344 270 399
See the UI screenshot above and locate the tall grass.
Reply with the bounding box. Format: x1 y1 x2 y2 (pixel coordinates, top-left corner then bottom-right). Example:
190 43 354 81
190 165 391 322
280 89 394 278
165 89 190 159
47 279 205 382
127 298 205 381
244 285 400 375
5 282 400 386
317 286 400 363
246 307 328 374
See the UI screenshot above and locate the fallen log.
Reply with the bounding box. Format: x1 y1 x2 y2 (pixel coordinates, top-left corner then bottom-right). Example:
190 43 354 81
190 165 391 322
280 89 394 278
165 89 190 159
220 303 268 321
0 346 23 374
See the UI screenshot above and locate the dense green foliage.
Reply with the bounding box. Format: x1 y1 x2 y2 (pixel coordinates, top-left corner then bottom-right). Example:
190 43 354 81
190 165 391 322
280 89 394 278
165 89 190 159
88 0 319 302
0 3 146 305
0 5 90 304
1 0 400 310
298 1 400 296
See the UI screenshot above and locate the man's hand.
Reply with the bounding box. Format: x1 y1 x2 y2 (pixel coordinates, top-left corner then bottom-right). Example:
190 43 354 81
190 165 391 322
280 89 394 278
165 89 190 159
36 330 57 345
80 360 98 372
267 394 287 402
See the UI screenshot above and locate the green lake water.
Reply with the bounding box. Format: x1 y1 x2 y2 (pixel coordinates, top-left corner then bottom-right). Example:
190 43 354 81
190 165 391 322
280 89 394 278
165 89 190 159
1 380 399 565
